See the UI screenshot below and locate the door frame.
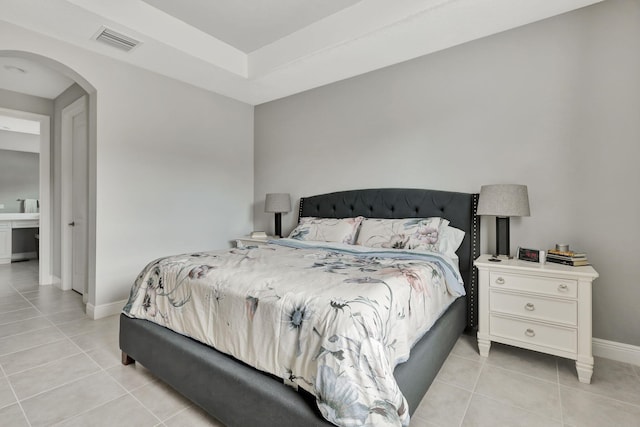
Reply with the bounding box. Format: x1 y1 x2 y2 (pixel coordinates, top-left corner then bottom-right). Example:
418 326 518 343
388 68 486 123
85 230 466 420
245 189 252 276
60 96 87 299
0 107 51 285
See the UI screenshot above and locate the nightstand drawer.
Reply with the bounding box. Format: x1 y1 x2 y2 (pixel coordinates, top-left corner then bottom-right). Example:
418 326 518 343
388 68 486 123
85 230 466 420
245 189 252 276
490 314 577 353
490 290 577 326
489 272 577 298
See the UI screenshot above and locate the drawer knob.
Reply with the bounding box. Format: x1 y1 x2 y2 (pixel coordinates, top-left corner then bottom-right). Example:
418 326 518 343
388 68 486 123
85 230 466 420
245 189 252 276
495 277 505 285
525 303 535 311
558 284 569 292
525 328 536 337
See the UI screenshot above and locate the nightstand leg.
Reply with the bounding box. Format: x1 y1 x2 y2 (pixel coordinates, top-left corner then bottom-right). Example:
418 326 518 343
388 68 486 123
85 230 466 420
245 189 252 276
576 358 594 384
477 335 491 357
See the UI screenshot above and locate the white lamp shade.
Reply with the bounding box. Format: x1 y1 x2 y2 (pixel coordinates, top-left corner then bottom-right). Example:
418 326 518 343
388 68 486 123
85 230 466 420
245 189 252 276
265 193 291 213
476 184 530 217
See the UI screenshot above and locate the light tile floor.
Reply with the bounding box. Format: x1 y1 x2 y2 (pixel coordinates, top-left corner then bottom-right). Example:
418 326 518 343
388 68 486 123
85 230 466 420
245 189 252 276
1 260 639 426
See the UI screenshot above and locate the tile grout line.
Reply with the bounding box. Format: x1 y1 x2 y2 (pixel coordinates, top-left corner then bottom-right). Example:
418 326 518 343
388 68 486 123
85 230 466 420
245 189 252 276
0 362 33 427
556 358 565 426
13 279 130 425
457 349 487 426
12 271 167 426
4 345 83 377
1 279 35 427
482 359 561 385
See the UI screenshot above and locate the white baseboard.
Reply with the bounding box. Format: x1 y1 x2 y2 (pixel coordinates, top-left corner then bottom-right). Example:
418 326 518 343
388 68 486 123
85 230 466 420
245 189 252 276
593 338 640 367
87 299 126 320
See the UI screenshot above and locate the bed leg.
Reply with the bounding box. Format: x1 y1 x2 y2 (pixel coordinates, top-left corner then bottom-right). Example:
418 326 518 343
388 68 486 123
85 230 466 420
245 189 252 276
121 351 135 365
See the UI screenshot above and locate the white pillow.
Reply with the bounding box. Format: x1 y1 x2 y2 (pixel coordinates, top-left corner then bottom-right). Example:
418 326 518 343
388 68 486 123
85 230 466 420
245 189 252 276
437 226 466 258
355 217 449 251
289 217 364 244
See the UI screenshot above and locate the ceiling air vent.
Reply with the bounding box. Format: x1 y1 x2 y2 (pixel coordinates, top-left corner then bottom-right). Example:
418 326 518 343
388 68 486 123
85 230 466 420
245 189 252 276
94 26 141 52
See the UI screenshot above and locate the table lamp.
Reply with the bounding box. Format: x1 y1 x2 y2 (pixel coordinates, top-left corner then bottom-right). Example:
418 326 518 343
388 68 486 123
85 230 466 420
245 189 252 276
476 184 530 259
265 193 291 238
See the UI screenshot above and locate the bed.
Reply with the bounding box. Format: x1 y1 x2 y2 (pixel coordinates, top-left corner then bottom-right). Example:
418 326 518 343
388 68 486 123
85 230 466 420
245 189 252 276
119 188 479 426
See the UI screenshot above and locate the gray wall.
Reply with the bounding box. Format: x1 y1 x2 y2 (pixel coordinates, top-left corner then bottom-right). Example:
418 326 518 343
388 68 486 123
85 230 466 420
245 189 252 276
0 149 39 213
0 148 39 255
0 89 52 257
255 0 640 346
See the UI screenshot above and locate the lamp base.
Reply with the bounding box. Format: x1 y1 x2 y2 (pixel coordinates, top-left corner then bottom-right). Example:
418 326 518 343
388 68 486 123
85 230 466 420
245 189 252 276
495 217 511 257
274 212 282 238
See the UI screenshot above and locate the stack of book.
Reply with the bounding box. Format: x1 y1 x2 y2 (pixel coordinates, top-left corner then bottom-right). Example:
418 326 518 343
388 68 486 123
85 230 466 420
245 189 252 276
546 248 590 266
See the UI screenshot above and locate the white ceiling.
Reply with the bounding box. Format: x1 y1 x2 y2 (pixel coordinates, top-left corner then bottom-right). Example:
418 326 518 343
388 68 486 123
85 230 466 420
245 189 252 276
141 0 362 53
0 56 74 99
1 0 604 105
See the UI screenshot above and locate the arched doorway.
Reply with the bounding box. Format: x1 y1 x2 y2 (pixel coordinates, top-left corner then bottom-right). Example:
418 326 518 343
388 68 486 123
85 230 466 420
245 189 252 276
0 50 97 306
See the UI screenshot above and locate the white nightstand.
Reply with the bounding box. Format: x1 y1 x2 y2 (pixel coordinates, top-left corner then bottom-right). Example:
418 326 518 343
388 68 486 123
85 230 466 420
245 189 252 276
235 236 276 248
475 254 599 383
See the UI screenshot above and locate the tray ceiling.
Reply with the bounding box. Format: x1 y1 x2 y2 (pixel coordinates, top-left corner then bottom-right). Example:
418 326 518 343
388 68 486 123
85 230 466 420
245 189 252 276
1 0 604 105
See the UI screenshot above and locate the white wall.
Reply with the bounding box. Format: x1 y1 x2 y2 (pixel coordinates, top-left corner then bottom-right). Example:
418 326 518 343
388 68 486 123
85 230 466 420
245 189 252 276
1 21 254 310
0 130 39 153
255 0 640 346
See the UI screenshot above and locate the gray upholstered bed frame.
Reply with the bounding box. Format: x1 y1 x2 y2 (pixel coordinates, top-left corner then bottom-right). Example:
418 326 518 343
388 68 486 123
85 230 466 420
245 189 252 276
120 188 479 426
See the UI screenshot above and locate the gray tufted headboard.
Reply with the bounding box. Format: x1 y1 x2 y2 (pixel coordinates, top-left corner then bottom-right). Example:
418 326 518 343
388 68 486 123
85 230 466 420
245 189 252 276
299 188 480 329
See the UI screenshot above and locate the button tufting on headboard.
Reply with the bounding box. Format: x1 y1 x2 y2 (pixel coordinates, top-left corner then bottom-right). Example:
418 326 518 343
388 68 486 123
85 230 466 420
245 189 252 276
298 188 480 330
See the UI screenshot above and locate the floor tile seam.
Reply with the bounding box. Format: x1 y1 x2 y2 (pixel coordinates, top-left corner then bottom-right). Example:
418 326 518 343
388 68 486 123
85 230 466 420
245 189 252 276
0 361 34 427
472 389 564 423
124 384 166 425
556 358 564 426
449 351 484 364
163 404 195 423
45 315 109 372
0 303 27 310
47 392 140 427
407 413 444 427
105 368 157 393
483 361 560 385
0 315 44 327
455 391 474 427
0 323 57 342
58 323 118 339
22 305 142 426
457 356 487 427
0 315 49 333
27 304 86 317
558 383 640 409
0 337 71 366
129 378 194 422
6 349 88 379
44 312 91 327
0 307 42 326
17 369 114 404
446 352 485 366
13 317 110 402
432 375 476 393
431 378 475 394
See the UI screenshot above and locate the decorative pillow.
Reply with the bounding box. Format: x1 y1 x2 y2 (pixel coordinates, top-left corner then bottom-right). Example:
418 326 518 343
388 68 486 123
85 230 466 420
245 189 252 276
289 216 364 244
355 217 449 251
437 226 466 258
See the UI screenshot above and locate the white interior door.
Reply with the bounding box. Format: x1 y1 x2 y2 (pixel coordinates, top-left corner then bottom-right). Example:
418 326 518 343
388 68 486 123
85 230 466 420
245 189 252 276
61 96 88 296
71 110 88 294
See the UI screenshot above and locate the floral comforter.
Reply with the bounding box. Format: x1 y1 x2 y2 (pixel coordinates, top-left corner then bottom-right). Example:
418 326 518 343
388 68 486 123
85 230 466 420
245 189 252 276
122 239 465 427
